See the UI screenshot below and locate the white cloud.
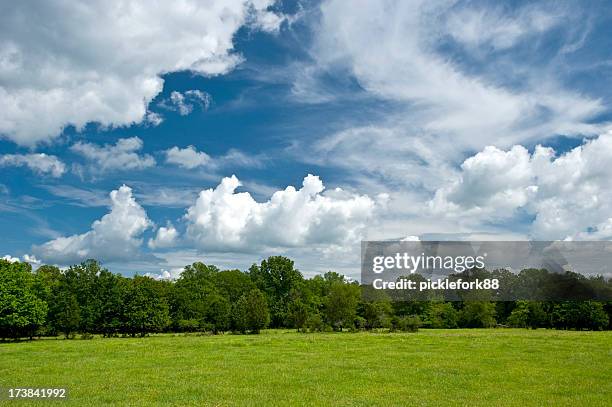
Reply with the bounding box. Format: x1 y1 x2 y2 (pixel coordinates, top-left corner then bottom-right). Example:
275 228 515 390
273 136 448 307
185 174 381 251
218 149 265 168
431 145 536 215
23 254 40 265
2 255 20 263
165 145 263 170
444 3 560 51
165 145 211 169
431 132 612 240
145 111 163 127
158 90 211 116
311 0 602 150
148 222 179 249
34 185 152 264
0 0 283 146
144 267 185 281
0 153 65 177
291 0 609 243
71 136 155 173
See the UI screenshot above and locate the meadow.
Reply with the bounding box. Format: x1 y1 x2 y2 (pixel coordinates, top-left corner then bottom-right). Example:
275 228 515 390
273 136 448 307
1 329 611 406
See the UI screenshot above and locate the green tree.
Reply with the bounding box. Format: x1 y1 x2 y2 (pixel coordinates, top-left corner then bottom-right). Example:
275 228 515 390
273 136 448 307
324 282 360 331
55 292 80 339
249 256 304 327
552 301 609 330
206 293 231 334
122 276 170 337
170 262 218 330
507 301 547 329
423 302 458 329
0 260 47 340
362 298 393 330
32 265 62 336
288 299 310 332
233 289 270 334
459 301 496 328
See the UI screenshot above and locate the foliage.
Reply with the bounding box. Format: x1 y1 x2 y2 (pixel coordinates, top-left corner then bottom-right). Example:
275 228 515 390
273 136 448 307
122 276 170 337
0 260 47 339
234 289 270 334
423 302 458 329
324 282 360 331
459 301 497 328
1 257 610 339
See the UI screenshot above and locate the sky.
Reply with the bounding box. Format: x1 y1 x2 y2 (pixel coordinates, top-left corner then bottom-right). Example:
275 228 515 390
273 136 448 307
1 0 612 279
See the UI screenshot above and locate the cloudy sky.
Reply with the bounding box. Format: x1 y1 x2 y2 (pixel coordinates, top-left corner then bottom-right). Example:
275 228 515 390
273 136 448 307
1 0 612 279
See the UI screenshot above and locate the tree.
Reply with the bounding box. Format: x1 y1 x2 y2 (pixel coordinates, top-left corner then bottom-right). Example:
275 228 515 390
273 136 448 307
459 301 496 328
324 282 360 331
170 262 219 330
32 265 62 336
423 302 458 329
54 292 80 339
59 260 108 334
0 260 48 340
233 289 269 334
216 269 255 303
206 293 231 334
552 301 609 330
362 298 393 330
249 256 303 327
97 270 126 337
288 299 310 332
122 276 170 337
507 301 546 329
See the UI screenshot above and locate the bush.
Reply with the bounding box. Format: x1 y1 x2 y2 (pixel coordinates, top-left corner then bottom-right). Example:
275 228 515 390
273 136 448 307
552 301 609 330
391 315 421 332
305 313 325 332
353 316 367 330
459 302 496 328
423 302 458 329
233 289 270 334
177 319 200 332
507 301 547 329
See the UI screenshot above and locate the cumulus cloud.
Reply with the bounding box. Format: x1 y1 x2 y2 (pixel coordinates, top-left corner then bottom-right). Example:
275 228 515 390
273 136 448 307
431 132 612 240
0 153 66 177
185 174 381 251
0 0 283 146
158 90 211 116
23 254 41 265
1 255 20 263
165 145 211 169
144 267 185 281
0 254 40 266
34 185 152 264
148 222 179 249
71 137 155 173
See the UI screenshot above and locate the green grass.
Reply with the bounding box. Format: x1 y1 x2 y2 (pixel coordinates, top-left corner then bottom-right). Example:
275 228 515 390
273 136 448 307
1 329 611 406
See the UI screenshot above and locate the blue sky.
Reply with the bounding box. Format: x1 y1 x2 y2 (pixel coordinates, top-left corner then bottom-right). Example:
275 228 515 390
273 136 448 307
1 0 612 279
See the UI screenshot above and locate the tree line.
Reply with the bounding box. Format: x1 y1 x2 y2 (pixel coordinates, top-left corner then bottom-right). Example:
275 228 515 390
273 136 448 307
0 257 610 340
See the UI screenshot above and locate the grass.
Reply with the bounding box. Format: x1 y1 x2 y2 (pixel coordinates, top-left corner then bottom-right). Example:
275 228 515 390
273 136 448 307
1 329 611 406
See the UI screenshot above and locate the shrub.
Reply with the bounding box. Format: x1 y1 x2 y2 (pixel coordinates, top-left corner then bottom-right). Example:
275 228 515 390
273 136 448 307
306 313 325 332
391 315 421 332
459 302 496 328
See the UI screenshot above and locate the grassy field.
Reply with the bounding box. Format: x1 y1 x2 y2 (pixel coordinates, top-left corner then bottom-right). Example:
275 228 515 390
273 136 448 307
1 329 611 406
